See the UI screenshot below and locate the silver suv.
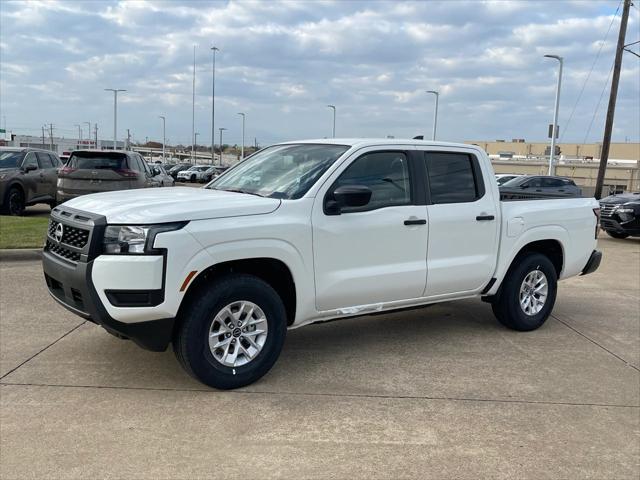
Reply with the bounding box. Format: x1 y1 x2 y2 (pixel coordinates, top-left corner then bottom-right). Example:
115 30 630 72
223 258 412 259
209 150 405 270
57 150 161 202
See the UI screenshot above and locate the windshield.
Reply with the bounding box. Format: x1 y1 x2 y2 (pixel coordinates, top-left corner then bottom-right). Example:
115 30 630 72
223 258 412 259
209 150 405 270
497 175 516 185
0 151 24 169
67 152 127 170
208 143 349 199
501 176 527 187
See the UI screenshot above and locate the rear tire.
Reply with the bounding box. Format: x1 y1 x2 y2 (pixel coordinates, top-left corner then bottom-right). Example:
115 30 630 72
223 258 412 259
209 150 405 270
2 187 25 216
492 253 557 331
606 230 629 239
173 274 287 389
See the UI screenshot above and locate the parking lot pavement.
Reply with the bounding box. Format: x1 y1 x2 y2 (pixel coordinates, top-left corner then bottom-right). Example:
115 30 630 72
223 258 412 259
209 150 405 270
1 237 638 479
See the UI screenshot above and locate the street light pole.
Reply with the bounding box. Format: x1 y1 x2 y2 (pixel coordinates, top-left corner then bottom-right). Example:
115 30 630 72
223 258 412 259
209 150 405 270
426 90 439 141
327 105 336 138
158 115 166 162
105 88 126 149
544 54 563 176
211 46 219 163
237 112 245 160
74 124 82 145
84 122 91 147
219 127 227 166
192 45 196 163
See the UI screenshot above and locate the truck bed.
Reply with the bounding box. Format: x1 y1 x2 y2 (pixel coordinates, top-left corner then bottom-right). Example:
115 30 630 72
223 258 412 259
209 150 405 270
499 188 583 201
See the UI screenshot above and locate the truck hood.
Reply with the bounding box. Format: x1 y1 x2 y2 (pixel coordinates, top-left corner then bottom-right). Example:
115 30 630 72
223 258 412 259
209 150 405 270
63 187 281 223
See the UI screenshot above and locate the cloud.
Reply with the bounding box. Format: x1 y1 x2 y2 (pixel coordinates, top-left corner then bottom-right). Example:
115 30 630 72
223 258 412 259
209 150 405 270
0 0 637 146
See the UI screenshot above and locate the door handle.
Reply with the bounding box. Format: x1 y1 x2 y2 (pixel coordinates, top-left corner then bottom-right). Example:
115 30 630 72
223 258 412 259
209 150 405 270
404 219 426 226
476 215 495 221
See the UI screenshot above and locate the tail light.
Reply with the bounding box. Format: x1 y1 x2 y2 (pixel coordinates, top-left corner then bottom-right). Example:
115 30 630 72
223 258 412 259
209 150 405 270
115 169 139 178
58 166 76 176
593 207 600 238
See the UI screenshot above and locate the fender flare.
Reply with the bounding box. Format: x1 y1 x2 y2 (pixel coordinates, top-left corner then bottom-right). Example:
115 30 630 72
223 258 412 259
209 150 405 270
487 225 568 296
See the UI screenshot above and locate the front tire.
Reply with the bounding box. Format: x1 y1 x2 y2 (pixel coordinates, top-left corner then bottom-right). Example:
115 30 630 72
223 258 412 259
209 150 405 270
2 187 25 216
606 230 629 239
173 274 287 389
492 253 557 331
190 174 196 183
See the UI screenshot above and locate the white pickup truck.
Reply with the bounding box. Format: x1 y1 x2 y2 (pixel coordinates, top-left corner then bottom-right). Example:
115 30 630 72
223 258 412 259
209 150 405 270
42 139 602 389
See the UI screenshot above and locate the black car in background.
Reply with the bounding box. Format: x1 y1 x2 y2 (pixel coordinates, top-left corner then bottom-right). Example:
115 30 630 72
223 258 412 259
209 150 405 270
599 192 640 239
167 163 192 180
0 147 62 216
500 175 582 197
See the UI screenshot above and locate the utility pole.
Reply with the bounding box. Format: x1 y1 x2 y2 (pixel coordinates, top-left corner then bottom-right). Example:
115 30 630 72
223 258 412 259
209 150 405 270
48 124 54 151
595 0 631 199
41 126 45 148
127 129 131 150
95 124 98 148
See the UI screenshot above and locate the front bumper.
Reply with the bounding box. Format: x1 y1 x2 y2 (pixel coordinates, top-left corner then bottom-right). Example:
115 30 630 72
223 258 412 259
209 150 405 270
600 217 640 236
580 250 602 276
42 207 174 351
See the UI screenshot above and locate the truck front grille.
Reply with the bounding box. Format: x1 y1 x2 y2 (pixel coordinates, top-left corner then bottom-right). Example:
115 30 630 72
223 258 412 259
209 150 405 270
47 220 90 248
45 240 82 262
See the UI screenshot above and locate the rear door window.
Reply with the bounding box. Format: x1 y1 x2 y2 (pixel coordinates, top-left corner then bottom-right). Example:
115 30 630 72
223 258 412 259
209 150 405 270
524 177 543 188
424 152 482 204
542 178 564 188
68 152 127 170
36 152 54 168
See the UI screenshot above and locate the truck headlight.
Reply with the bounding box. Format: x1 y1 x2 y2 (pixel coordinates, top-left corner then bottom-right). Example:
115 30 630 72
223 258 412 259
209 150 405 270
103 222 188 254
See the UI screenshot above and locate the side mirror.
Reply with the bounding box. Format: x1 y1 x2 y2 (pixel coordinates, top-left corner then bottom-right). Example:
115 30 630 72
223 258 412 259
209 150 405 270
520 183 529 189
23 164 37 173
152 167 160 176
326 185 372 215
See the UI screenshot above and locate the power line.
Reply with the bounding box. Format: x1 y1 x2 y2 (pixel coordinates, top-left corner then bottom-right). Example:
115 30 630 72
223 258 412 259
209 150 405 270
560 0 622 142
582 60 615 146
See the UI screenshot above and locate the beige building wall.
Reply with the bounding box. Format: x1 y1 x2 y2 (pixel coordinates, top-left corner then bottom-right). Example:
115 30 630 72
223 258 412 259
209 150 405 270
467 141 640 161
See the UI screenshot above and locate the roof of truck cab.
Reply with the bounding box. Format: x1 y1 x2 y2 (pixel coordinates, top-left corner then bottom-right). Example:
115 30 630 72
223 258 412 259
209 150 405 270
278 138 480 150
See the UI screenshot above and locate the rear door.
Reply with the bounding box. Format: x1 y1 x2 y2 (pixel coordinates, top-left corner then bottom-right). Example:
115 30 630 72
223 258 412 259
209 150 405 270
421 149 499 297
61 152 135 195
312 147 428 311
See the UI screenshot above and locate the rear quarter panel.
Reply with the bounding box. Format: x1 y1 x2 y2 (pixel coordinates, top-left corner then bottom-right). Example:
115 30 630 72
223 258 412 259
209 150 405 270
488 197 599 295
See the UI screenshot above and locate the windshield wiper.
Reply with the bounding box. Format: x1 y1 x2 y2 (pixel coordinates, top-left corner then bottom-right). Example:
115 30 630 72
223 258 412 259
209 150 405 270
213 187 265 197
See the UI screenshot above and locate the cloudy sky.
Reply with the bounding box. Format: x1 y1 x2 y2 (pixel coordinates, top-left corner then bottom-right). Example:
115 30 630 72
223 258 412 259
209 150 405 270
0 0 638 147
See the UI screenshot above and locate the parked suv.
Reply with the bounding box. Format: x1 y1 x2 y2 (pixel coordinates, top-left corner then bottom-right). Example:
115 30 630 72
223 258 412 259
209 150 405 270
177 165 210 183
168 163 192 180
57 150 161 202
500 175 581 197
599 192 640 239
0 147 61 215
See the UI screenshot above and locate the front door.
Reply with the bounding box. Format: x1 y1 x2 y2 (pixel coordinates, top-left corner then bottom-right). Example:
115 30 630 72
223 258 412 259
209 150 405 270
312 148 428 312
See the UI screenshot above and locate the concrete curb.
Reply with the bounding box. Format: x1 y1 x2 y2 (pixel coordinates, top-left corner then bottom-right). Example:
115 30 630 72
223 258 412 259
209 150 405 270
0 249 42 262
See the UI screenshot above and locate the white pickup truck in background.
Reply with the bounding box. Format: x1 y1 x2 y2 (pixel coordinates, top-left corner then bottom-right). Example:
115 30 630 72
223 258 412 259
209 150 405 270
42 139 602 389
